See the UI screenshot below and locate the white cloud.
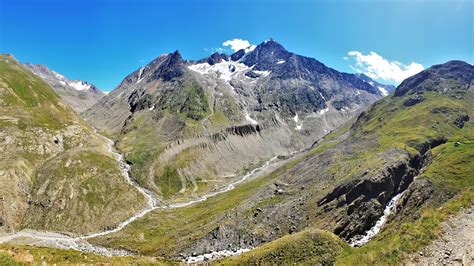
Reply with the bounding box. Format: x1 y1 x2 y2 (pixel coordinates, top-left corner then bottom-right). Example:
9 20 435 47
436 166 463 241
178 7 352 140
347 51 424 84
204 47 225 53
223 38 256 52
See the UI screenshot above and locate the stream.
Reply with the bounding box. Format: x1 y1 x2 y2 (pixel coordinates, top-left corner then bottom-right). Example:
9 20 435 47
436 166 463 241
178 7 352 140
0 133 286 258
349 192 405 247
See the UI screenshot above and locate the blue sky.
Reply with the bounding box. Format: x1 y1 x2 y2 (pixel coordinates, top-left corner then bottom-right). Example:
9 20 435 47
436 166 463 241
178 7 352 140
0 0 472 91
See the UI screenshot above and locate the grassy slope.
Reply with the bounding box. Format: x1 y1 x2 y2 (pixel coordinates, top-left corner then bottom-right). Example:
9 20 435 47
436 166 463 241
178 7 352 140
334 87 474 262
117 83 245 200
0 55 144 234
0 55 73 129
0 244 173 265
220 229 348 264
224 75 473 264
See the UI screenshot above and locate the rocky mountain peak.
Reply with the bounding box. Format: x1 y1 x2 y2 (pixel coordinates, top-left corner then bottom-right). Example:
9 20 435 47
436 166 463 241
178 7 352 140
239 38 292 69
395 60 473 97
137 50 186 82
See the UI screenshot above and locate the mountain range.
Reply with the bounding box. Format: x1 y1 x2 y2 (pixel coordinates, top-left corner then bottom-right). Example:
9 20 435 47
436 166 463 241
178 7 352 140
0 41 472 265
83 40 387 202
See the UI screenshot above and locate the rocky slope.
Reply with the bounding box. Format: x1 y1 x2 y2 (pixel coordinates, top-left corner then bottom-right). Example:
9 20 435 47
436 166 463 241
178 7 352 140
88 60 473 264
355 73 396 96
0 54 145 235
407 205 474 265
24 63 104 113
84 39 386 203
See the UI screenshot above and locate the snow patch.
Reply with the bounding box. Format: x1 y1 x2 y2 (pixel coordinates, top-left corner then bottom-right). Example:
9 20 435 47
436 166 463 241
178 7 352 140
188 61 251 82
252 70 271 77
293 113 303 130
137 67 145 83
245 112 258 125
185 248 252 263
293 113 299 123
378 86 389 96
319 92 327 102
276 60 285 64
318 108 329 115
68 81 91 91
52 71 65 81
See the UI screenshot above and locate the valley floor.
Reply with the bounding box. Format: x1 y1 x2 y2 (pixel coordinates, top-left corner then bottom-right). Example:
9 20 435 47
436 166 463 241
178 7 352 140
407 205 474 265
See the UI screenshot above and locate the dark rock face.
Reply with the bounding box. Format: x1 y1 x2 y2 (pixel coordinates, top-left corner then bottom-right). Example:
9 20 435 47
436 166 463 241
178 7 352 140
151 51 186 81
391 179 435 221
239 39 293 71
395 60 474 97
318 137 446 240
334 198 384 239
129 93 154 112
453 114 470 128
403 95 425 106
205 52 227 65
319 159 415 239
230 49 246 61
244 70 260 78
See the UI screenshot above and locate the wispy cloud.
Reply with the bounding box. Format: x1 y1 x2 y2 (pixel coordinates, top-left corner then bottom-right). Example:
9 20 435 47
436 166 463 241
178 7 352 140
204 47 226 53
346 51 424 84
222 38 256 52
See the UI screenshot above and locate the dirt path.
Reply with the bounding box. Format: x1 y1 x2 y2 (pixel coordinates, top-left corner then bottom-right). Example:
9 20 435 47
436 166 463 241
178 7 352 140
408 205 474 265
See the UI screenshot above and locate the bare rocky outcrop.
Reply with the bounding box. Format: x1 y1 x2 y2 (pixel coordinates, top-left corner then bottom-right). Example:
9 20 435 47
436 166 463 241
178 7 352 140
318 137 447 240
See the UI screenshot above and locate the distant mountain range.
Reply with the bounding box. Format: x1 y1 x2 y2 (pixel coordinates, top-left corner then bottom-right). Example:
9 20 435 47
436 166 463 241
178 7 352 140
24 63 104 113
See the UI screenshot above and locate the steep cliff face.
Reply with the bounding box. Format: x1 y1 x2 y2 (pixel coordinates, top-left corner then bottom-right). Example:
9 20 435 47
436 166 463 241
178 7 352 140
0 54 144 235
84 40 385 202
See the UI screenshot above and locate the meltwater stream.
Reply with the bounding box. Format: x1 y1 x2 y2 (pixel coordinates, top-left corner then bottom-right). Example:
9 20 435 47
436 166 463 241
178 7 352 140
0 133 285 258
349 192 405 247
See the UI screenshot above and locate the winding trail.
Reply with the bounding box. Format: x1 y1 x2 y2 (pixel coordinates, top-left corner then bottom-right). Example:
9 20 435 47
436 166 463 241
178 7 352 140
0 133 291 257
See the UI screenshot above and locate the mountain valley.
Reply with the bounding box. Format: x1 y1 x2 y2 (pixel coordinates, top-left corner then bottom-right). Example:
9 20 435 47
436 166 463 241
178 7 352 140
0 43 472 265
